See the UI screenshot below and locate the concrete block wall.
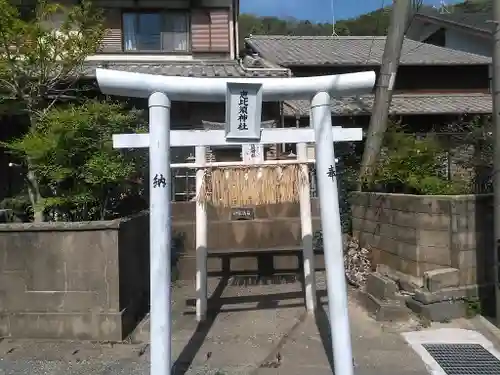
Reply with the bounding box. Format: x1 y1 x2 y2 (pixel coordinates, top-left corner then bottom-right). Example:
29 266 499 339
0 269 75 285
0 213 149 341
351 192 494 287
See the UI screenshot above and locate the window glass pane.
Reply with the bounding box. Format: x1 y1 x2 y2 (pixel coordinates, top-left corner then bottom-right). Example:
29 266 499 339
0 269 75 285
122 12 189 52
138 13 162 50
122 13 137 51
162 13 188 52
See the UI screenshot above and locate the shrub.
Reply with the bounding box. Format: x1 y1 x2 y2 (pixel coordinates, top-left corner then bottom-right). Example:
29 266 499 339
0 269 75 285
366 124 469 195
3 100 147 221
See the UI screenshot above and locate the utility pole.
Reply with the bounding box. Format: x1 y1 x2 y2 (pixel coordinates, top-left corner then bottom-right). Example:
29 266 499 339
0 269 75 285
358 0 412 188
492 0 500 326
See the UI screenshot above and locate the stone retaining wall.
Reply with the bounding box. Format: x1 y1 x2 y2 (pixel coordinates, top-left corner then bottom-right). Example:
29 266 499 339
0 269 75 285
351 192 494 285
351 192 496 319
0 213 149 341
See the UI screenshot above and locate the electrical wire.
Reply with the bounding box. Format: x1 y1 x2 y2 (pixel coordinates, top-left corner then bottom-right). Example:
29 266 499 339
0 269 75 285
365 0 387 64
397 0 439 59
364 0 427 65
406 0 425 35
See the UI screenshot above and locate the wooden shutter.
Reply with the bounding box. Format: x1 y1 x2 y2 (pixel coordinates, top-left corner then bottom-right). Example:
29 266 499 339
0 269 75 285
208 9 229 52
191 8 229 53
191 9 211 51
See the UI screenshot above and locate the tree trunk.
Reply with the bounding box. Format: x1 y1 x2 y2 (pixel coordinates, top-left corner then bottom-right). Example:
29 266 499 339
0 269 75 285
26 167 43 222
24 113 44 222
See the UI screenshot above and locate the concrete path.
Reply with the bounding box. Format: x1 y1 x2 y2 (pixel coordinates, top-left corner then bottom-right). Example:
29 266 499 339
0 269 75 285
0 271 457 374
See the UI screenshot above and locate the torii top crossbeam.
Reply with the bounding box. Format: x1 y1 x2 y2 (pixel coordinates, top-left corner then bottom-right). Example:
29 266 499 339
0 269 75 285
95 68 375 101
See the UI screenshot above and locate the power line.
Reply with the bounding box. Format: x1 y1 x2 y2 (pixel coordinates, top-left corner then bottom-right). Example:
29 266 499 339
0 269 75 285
390 0 431 61
364 0 423 64
365 0 387 64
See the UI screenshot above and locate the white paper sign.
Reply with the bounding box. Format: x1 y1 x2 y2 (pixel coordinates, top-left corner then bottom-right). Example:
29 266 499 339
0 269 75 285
225 82 263 140
242 144 264 164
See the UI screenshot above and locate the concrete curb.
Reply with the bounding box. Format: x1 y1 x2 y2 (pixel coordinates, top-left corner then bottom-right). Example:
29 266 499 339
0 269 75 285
472 315 500 342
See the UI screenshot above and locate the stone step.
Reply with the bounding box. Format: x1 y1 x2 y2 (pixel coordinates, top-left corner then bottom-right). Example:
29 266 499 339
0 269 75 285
357 290 411 322
406 297 467 322
365 272 401 301
176 251 325 280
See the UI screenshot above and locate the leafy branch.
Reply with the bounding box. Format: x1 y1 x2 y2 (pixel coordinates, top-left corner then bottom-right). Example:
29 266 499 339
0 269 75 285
0 0 105 221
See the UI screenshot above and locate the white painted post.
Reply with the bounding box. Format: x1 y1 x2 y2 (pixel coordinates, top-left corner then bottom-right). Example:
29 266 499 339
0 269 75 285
195 146 208 321
297 142 316 313
311 92 353 375
148 92 172 375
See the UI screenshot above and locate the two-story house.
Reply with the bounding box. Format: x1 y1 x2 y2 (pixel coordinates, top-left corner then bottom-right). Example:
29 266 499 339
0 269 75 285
1 0 290 203
245 35 492 128
407 7 492 57
245 34 493 195
84 0 290 201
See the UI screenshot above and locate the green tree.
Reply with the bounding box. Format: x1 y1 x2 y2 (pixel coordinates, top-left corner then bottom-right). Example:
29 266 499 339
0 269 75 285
369 124 468 195
6 100 147 222
0 0 104 221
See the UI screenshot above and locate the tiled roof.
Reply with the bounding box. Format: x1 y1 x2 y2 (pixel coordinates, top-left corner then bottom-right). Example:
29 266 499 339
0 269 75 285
414 7 493 34
82 60 290 78
245 35 491 66
284 93 492 117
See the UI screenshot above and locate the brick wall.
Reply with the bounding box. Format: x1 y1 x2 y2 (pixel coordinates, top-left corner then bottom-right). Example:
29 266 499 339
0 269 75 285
351 192 494 287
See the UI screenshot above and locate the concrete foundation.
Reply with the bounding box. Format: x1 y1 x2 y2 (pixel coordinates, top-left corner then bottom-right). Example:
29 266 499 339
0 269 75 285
0 213 150 341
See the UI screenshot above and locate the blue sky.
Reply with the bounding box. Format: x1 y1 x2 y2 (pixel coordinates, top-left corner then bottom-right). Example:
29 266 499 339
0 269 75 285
240 0 464 23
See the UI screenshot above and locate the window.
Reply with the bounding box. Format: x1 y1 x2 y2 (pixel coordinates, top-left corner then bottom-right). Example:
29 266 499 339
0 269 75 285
122 11 189 52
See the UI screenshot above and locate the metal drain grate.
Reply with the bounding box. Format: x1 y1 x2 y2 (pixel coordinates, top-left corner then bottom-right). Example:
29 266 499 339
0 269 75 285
422 343 500 375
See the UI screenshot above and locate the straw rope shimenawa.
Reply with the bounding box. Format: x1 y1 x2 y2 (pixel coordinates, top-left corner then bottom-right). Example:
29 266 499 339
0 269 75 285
197 165 308 207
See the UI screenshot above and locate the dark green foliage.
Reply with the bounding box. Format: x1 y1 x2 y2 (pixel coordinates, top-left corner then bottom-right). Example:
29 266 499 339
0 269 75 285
362 116 494 196
3 100 147 221
0 0 105 221
366 123 468 195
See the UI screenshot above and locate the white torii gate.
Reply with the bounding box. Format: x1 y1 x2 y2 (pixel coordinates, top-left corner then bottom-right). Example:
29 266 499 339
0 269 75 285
96 68 375 375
